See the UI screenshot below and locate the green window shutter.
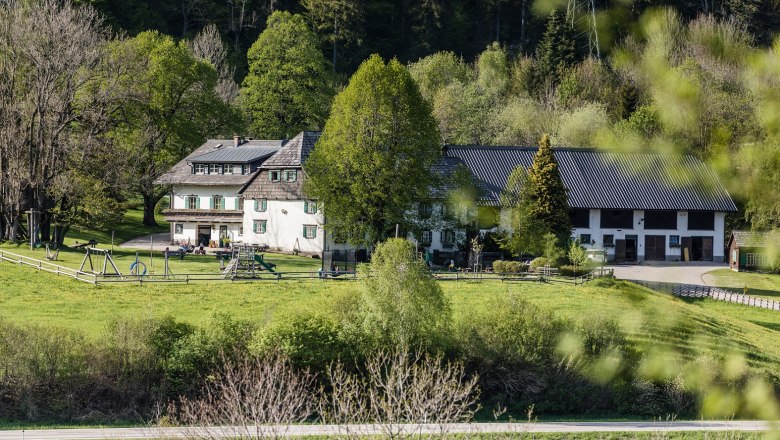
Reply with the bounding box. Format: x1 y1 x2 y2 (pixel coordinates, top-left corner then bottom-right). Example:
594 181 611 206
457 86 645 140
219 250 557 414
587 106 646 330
302 226 307 237
196 197 200 209
312 203 317 214
254 200 258 211
234 198 239 210
253 221 257 233
304 201 308 213
209 197 214 209
312 227 317 238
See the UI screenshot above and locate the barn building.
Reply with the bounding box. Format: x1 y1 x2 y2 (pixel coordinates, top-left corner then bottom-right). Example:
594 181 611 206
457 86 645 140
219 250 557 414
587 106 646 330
440 146 737 263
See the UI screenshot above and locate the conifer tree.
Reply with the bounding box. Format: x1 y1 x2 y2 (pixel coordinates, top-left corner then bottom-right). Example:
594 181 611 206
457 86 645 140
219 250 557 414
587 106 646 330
534 9 579 88
522 134 571 243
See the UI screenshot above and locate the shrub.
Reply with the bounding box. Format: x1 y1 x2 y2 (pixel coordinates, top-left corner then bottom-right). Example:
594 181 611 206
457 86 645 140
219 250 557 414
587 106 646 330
252 314 358 372
359 238 451 348
491 260 528 274
559 265 593 277
529 257 550 271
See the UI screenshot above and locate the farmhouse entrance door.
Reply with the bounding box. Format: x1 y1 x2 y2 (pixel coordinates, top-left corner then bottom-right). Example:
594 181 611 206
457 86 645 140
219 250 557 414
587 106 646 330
690 236 714 261
644 235 666 261
197 225 211 247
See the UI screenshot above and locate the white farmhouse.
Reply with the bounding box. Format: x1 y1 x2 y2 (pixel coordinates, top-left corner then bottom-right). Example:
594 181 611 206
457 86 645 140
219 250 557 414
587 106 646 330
155 136 284 247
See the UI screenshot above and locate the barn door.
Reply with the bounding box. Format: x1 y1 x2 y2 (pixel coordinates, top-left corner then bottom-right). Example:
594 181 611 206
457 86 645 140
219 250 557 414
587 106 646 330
644 235 666 261
615 240 627 262
702 237 713 261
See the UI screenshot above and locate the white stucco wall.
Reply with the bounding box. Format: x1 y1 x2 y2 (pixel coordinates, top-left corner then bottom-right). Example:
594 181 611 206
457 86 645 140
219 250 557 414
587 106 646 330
244 199 325 255
171 185 244 211
571 209 726 262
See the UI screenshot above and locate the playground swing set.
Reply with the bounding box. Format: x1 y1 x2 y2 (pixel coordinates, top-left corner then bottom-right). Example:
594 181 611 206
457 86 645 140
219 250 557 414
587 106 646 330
78 247 122 277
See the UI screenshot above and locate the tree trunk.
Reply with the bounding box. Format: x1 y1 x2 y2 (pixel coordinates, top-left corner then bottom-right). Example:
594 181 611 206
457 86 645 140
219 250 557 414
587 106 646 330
142 193 160 226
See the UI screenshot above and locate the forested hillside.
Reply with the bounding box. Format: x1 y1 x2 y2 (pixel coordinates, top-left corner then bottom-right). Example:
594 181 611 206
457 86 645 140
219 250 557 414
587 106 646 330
74 0 780 76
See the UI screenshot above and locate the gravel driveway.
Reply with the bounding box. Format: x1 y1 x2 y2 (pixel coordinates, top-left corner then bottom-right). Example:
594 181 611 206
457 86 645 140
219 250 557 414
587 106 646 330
607 261 727 285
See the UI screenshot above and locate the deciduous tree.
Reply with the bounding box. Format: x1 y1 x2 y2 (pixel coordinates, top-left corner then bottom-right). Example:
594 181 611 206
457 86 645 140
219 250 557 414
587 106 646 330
241 11 334 138
305 54 442 245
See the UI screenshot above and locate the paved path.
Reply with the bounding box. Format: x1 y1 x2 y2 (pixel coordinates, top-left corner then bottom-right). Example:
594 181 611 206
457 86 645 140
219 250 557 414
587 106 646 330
119 233 173 252
0 421 774 439
607 262 727 285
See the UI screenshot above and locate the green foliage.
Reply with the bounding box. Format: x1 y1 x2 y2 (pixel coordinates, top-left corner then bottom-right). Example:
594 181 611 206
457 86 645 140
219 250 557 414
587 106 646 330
408 51 473 103
568 239 588 268
476 42 510 97
305 55 441 245
491 260 527 274
533 9 580 90
358 239 451 348
498 165 546 256
557 103 610 147
559 264 592 277
241 11 334 138
252 313 358 371
524 135 572 243
529 256 550 271
108 30 242 225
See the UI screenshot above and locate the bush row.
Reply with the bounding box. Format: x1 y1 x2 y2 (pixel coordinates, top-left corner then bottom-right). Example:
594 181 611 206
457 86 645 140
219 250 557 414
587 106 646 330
491 260 528 274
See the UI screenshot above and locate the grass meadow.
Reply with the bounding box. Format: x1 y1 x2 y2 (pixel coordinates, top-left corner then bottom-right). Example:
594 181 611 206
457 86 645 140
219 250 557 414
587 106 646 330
1 259 779 380
704 269 780 301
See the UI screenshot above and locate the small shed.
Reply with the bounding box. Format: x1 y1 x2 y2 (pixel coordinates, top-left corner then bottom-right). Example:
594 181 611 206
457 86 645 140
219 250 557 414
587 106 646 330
727 231 771 271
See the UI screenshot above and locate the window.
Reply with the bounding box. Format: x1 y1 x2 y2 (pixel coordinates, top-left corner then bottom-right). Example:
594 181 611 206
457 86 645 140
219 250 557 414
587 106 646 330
254 199 267 212
269 170 281 182
600 210 634 228
442 229 455 245
212 195 224 210
688 211 715 230
186 196 198 210
420 230 432 245
253 220 267 234
579 234 591 244
603 234 614 247
304 200 317 214
570 209 590 228
303 225 317 239
238 226 244 236
209 164 222 174
645 211 678 230
242 165 250 175
418 203 433 218
441 204 451 218
223 164 234 174
175 224 184 234
284 169 297 182
194 164 207 174
236 197 244 211
669 235 680 246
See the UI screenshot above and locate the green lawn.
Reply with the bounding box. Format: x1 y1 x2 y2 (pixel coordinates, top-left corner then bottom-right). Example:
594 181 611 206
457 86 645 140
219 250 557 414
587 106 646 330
704 269 780 301
1 262 779 379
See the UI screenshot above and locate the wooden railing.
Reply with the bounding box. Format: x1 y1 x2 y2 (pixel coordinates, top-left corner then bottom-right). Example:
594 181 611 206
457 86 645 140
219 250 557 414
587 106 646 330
0 249 97 284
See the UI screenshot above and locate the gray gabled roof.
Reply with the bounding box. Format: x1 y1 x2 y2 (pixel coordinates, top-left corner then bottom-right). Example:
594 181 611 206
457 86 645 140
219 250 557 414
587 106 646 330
445 146 737 212
729 230 770 248
261 131 321 168
155 139 284 186
190 141 284 164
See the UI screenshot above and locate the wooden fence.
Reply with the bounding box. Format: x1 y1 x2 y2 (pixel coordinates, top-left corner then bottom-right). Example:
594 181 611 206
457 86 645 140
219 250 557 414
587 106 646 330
0 249 97 284
0 249 355 284
628 279 780 311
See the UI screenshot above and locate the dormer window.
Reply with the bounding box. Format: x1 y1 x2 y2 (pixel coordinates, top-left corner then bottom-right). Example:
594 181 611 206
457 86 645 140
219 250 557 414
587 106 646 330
209 164 222 174
419 203 433 218
284 170 297 182
242 165 250 175
224 164 234 174
269 170 281 182
194 164 207 174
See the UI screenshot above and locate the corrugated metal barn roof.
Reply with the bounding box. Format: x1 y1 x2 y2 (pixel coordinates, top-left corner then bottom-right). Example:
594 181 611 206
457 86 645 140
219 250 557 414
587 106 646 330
445 146 737 212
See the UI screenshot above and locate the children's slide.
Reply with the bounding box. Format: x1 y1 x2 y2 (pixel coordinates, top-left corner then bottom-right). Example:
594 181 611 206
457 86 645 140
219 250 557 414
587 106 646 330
254 254 277 272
